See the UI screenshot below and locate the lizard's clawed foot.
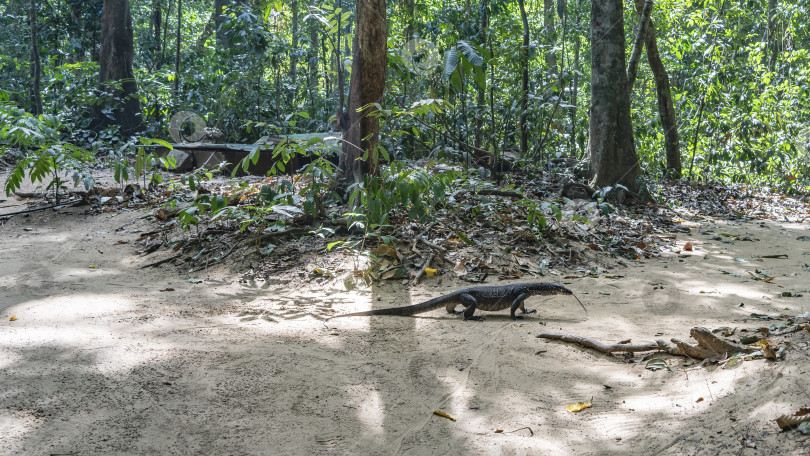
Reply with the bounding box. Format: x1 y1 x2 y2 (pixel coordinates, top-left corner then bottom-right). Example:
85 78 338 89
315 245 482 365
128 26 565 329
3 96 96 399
523 309 537 314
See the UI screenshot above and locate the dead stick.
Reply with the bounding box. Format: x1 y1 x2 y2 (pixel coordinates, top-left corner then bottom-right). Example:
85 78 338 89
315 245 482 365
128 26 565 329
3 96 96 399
419 237 447 255
537 333 682 355
140 253 183 269
0 199 83 217
410 253 435 286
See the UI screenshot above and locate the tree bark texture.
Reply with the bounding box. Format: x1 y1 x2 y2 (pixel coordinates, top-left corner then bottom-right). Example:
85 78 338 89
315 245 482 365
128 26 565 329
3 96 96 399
634 0 681 177
517 0 529 155
589 0 640 191
94 0 142 136
335 0 387 195
174 0 181 97
626 0 652 92
151 0 162 67
544 0 556 73
290 0 298 82
766 0 778 70
570 0 582 156
29 0 42 115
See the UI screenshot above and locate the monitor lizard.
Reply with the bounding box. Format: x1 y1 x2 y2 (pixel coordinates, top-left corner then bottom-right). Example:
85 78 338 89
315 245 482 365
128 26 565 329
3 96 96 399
327 282 585 321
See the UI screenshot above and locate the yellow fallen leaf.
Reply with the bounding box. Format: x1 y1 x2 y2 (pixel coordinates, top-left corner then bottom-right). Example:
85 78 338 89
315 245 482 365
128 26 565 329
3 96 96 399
89 265 97 269
566 398 593 412
9 316 17 321
432 410 457 421
425 267 437 277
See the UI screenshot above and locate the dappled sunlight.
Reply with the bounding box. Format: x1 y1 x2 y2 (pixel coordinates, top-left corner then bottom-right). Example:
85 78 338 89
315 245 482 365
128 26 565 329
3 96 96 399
345 385 386 437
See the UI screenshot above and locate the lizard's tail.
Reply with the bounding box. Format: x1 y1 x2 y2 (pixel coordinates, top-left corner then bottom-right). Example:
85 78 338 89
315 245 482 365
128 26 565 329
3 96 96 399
326 295 451 320
571 293 587 313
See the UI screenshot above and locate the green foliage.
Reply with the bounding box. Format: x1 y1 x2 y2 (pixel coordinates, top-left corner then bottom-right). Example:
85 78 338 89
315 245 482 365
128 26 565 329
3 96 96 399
1 108 95 202
347 159 454 232
4 142 95 203
2 0 809 210
132 138 176 189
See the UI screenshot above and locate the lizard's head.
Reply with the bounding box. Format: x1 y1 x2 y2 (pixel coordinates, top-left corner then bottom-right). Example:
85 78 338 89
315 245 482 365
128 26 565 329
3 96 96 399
527 283 573 295
527 283 586 313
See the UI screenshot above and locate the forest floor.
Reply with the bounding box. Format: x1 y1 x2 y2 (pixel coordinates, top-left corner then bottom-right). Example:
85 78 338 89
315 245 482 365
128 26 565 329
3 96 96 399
1 170 810 455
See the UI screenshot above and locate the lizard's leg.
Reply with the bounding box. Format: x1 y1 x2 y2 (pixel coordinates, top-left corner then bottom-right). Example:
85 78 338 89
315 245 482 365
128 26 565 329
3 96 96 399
445 303 459 314
510 293 535 319
459 294 484 321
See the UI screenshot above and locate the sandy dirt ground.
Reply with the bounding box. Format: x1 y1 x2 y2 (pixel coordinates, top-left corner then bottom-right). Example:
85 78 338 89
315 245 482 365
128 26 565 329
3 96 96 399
1 187 810 455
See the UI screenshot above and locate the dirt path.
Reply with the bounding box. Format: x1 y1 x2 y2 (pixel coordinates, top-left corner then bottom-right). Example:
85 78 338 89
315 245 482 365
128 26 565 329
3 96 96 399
1 193 809 455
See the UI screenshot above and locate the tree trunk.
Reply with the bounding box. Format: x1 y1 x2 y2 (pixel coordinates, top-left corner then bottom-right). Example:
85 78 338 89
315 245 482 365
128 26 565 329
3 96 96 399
766 0 778 70
589 0 640 191
151 0 162 67
517 0 529 155
569 0 581 156
335 0 387 196
544 0 556 73
174 0 182 98
633 0 681 177
29 0 42 115
475 0 488 149
93 0 142 136
290 0 298 83
307 15 319 114
626 0 652 92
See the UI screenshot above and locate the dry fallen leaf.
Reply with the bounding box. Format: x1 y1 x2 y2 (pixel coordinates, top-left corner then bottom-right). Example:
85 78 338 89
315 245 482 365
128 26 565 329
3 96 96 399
566 398 593 413
371 244 399 259
696 397 704 403
776 414 810 430
9 316 17 321
432 410 457 421
453 262 468 276
425 267 437 277
684 242 693 251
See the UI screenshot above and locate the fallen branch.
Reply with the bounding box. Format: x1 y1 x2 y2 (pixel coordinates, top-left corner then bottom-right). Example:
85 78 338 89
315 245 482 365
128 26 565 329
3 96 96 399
478 189 524 199
0 199 83 217
537 327 754 360
254 227 310 245
410 253 435 286
537 333 679 355
140 253 183 269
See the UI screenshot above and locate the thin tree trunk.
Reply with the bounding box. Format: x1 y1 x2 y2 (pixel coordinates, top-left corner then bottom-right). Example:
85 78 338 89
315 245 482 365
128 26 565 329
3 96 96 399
589 0 640 191
569 0 581 156
174 0 181 98
29 0 42 115
290 0 298 83
151 0 162 67
162 0 172 65
336 0 346 118
544 0 556 73
517 0 529 155
766 0 778 70
475 0 488 149
308 15 319 115
335 0 387 195
626 0 652 92
633 0 681 177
